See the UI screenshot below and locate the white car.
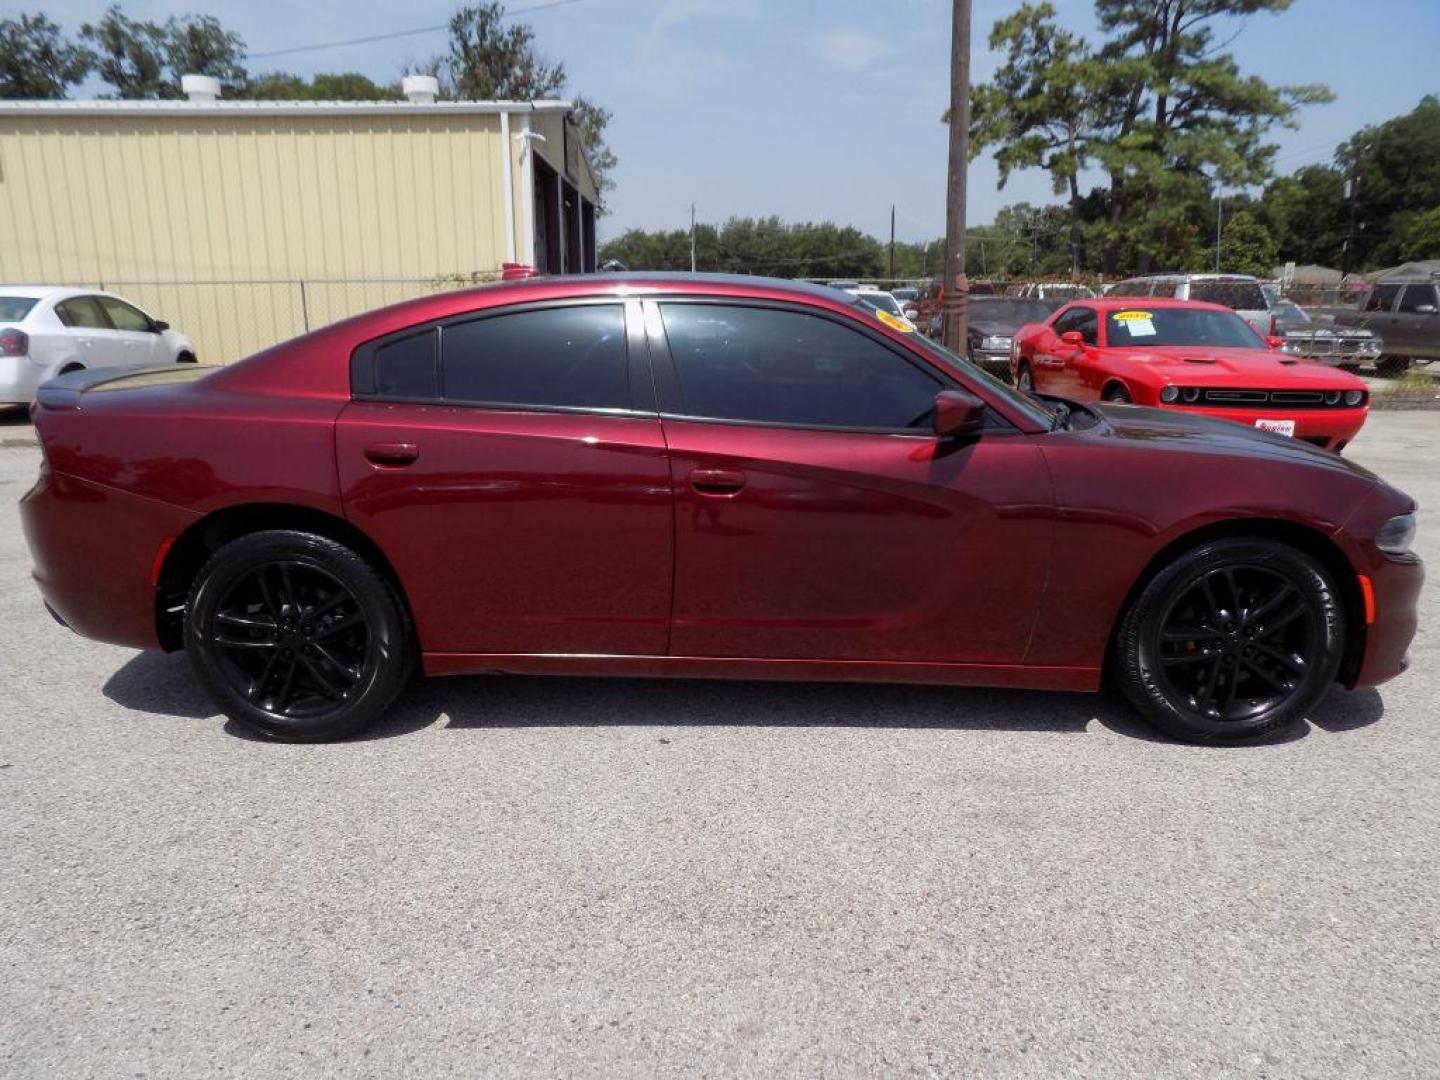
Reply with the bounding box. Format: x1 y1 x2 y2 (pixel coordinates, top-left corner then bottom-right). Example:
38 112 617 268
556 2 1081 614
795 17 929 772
0 286 196 405
850 287 918 330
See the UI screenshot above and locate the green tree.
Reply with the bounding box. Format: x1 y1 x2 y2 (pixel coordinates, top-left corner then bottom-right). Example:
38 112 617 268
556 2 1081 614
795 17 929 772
1338 95 1440 269
1258 164 1346 267
81 6 169 98
81 7 247 98
440 2 565 99
164 14 246 87
967 3 1101 275
244 71 400 101
1218 208 1276 275
1395 206 1440 263
0 13 93 99
571 94 616 203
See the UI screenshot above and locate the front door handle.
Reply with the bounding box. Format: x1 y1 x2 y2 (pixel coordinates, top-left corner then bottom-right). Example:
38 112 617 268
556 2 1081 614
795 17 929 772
689 468 746 496
363 441 419 467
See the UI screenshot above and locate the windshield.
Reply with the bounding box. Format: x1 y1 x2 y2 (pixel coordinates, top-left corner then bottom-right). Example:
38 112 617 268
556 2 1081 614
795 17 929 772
891 287 918 302
1188 281 1268 311
971 298 1053 325
1106 307 1265 348
0 297 39 322
857 292 905 317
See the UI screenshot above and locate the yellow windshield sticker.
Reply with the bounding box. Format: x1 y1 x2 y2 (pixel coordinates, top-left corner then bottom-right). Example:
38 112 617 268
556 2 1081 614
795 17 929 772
875 309 914 333
1113 311 1154 321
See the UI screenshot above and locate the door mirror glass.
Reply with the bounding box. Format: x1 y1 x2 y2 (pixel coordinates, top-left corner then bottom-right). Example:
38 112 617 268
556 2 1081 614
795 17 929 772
933 389 986 438
1060 330 1085 345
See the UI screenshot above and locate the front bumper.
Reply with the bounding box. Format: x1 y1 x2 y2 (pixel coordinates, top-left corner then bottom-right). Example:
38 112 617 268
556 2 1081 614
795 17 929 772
969 349 1012 377
1352 552 1424 687
1158 403 1368 451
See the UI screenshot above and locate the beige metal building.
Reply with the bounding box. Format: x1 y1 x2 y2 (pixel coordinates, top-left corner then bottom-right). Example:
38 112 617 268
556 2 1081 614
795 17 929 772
0 89 601 362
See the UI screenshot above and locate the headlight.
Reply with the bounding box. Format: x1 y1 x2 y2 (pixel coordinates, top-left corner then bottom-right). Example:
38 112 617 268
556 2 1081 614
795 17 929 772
1159 385 1180 403
1343 389 1364 406
1361 340 1382 355
981 335 1012 352
1324 390 1340 406
1377 513 1416 554
1182 387 1201 403
1280 339 1304 353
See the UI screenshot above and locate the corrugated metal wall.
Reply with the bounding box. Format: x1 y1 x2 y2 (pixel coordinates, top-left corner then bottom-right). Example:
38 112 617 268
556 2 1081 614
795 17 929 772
0 111 515 362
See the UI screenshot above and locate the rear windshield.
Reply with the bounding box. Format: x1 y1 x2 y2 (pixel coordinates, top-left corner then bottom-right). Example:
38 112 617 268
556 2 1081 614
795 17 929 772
971 298 1054 324
0 297 38 322
1188 281 1268 311
1106 308 1263 348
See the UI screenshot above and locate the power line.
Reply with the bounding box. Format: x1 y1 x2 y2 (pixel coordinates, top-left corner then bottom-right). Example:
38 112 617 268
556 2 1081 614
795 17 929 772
244 0 588 62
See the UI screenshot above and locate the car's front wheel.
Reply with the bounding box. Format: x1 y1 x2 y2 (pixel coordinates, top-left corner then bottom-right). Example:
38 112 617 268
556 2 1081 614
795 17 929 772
1016 362 1035 393
184 530 414 741
1114 538 1344 743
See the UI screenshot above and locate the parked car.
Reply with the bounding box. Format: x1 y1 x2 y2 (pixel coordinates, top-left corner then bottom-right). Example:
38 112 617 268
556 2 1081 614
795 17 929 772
0 286 195 405
1011 297 1370 452
851 287 917 330
1333 274 1440 376
22 275 1420 746
1108 273 1274 337
1268 295 1382 371
1012 282 1096 303
890 286 919 305
964 297 1056 377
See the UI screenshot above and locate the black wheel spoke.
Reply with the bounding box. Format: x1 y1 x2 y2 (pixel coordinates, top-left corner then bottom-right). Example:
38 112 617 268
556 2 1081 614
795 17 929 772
1197 575 1224 625
277 562 298 612
1240 658 1291 693
247 649 282 701
275 657 300 713
1218 666 1239 718
300 654 344 700
309 590 349 621
1162 625 1216 643
1162 651 1213 667
312 642 360 683
1252 641 1306 676
216 611 277 632
1254 602 1306 640
1194 659 1222 713
214 635 277 650
1246 583 1295 627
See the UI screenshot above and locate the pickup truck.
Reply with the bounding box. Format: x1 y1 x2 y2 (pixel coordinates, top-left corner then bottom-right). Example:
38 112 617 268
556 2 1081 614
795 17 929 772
1333 276 1440 375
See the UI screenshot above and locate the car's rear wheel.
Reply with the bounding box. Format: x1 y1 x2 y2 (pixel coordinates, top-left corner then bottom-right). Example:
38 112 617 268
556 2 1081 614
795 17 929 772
1376 355 1410 377
1016 362 1034 392
1114 538 1344 743
184 530 413 741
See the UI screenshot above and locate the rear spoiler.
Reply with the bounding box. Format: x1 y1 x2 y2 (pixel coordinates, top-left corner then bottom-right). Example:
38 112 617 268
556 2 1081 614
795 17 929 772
35 365 211 411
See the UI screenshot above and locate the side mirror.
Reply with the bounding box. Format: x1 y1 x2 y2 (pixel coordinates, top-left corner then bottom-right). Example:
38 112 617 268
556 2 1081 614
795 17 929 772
1266 335 1284 349
1060 330 1085 346
933 389 986 438
153 320 170 332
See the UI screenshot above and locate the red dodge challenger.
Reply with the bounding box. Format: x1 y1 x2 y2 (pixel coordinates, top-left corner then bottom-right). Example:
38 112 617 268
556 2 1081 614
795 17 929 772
1011 297 1369 452
20 275 1421 745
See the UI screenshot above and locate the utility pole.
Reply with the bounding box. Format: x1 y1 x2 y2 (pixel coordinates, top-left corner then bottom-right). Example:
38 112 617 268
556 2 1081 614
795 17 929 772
888 204 896 282
689 202 697 273
1341 173 1359 275
1214 184 1223 273
942 0 972 354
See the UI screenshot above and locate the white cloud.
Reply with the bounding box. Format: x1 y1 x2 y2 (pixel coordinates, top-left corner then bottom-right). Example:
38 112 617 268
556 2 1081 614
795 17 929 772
814 29 893 72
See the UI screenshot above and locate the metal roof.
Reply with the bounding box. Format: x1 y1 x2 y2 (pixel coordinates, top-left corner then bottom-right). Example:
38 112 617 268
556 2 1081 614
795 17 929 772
0 98 573 118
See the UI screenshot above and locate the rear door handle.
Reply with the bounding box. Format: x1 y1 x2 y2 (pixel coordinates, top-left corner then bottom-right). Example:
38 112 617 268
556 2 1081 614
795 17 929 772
689 468 746 496
363 441 419 467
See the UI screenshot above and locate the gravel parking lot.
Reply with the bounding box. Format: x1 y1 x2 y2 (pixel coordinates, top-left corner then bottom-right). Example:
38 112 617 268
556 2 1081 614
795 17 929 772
1 413 1436 1079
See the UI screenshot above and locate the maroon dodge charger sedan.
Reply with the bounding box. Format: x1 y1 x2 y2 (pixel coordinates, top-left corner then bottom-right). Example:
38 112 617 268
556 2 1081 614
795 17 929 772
20 274 1422 744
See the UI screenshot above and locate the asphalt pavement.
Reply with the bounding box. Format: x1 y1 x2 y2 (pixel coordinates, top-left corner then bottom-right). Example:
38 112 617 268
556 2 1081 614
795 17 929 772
1 413 1436 1078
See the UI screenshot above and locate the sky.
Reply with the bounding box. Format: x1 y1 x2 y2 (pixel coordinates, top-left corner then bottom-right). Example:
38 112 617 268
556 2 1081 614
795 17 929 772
42 0 1440 245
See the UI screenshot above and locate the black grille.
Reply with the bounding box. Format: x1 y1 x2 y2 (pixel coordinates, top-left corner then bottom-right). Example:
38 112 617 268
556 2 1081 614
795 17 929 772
1195 389 1337 409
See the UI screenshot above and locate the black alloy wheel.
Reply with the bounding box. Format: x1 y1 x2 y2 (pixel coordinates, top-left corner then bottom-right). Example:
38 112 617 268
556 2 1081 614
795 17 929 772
1115 538 1344 743
185 531 412 741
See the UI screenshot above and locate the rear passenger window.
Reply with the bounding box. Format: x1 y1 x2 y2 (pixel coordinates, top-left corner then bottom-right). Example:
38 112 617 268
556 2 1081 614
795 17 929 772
441 305 629 410
374 330 438 399
659 303 941 429
55 297 109 329
1364 284 1401 312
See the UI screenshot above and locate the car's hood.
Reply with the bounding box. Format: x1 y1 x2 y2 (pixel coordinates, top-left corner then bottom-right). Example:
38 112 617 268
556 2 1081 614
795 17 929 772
1116 347 1365 387
1085 401 1381 480
969 318 1023 337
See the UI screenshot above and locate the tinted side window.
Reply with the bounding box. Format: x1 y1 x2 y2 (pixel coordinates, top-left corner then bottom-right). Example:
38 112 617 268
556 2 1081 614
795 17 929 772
441 305 628 410
375 330 439 398
659 304 941 429
55 297 109 329
1398 283 1439 313
1365 284 1401 312
1052 307 1095 341
99 297 151 332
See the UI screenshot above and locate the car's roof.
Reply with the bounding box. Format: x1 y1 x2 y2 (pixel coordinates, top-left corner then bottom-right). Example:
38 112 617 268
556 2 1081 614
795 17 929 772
1060 296 1236 314
0 285 99 302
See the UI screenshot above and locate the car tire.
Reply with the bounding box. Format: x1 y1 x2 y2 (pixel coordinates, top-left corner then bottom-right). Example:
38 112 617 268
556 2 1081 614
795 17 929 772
1338 362 1361 374
1016 362 1035 393
1114 538 1344 744
1376 355 1410 377
177 351 197 364
184 530 414 741
1103 383 1133 403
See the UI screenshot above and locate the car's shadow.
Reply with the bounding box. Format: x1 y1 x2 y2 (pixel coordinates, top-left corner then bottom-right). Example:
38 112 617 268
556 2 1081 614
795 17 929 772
101 651 1387 747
